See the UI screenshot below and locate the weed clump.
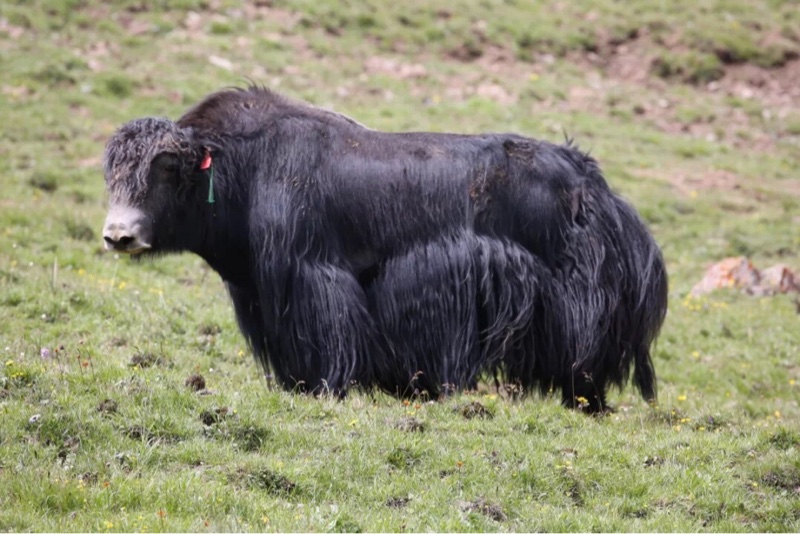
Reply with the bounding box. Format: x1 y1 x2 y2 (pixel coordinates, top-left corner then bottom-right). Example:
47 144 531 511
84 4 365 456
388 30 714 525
387 447 421 469
29 172 59 192
457 401 494 419
392 416 425 432
651 51 724 85
77 471 98 486
329 514 362 533
233 424 271 452
460 497 507 522
96 398 118 415
239 468 297 495
385 496 410 508
204 419 272 452
198 323 222 336
768 427 800 450
128 352 169 368
123 423 183 444
95 75 135 99
64 219 96 242
760 468 800 491
199 407 230 426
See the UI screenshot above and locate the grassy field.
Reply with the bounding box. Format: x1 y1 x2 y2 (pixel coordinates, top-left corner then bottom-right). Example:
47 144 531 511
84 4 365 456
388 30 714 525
1 0 799 531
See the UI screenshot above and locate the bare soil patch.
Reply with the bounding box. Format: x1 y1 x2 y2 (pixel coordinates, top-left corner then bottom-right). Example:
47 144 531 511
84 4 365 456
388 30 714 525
634 168 741 198
459 497 507 522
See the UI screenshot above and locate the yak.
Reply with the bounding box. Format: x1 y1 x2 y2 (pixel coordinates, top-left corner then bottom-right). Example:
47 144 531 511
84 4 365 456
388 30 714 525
102 85 668 413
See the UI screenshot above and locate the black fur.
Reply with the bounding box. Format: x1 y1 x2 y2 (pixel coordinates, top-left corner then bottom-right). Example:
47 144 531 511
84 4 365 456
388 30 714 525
103 86 668 412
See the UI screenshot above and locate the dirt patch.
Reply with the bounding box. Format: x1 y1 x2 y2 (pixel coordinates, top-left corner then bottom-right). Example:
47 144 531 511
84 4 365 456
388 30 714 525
185 373 206 391
198 323 222 336
0 17 26 40
387 447 421 469
241 2 302 28
96 398 118 415
643 456 665 468
715 60 800 110
234 467 297 495
128 351 169 368
456 401 494 419
633 168 741 198
391 416 425 432
459 497 507 522
364 56 428 80
124 425 182 445
124 425 153 442
199 406 230 426
364 44 523 105
385 496 410 508
635 165 800 202
575 35 800 150
602 41 657 86
442 45 522 105
116 13 154 36
761 470 800 493
580 31 800 110
77 471 99 485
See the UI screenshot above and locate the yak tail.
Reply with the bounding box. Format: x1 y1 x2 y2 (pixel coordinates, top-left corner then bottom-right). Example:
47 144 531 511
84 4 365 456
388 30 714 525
625 205 668 402
561 179 668 404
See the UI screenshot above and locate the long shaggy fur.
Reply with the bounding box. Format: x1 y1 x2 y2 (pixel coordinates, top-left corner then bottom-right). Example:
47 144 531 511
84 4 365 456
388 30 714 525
103 86 668 412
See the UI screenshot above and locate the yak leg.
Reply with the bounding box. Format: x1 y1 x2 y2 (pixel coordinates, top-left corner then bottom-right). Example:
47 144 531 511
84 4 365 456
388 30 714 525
368 236 481 397
265 261 376 394
226 282 269 371
562 368 609 414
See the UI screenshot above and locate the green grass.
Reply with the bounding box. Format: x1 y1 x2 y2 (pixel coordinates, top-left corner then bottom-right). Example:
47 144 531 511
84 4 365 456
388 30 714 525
1 0 799 531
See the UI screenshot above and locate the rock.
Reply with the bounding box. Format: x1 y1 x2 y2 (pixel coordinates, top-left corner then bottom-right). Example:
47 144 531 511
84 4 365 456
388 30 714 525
691 257 799 297
690 257 759 297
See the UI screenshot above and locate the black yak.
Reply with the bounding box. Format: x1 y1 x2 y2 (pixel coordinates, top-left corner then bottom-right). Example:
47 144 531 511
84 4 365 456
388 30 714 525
102 86 668 413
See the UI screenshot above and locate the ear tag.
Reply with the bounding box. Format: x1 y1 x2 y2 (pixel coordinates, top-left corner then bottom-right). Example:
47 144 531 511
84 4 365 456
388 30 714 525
200 152 212 170
200 150 215 204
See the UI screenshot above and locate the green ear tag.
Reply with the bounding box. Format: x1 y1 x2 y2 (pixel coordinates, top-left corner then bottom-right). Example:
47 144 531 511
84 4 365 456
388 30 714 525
207 166 215 204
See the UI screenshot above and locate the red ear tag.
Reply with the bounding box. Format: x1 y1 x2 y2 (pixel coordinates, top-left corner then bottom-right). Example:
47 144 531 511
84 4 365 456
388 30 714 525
199 151 212 170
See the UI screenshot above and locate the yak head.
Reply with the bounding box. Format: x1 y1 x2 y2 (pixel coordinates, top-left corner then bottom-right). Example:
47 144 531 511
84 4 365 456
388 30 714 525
102 117 209 255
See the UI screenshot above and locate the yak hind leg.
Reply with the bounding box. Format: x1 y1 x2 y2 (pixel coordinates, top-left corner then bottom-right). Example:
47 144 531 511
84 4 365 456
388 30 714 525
561 367 611 414
264 261 378 395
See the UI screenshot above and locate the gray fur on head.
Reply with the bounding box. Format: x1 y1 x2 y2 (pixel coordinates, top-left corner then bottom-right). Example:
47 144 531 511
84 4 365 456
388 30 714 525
103 117 196 204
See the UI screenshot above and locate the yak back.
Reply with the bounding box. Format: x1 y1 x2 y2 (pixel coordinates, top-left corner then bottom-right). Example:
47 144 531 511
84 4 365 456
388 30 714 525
174 85 604 269
177 85 364 140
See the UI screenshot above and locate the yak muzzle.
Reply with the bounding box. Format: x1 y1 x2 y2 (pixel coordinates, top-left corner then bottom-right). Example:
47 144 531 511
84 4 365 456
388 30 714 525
102 204 152 254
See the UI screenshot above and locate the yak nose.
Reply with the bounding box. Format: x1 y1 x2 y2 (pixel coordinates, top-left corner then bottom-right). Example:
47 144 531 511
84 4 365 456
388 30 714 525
103 223 136 250
102 204 152 254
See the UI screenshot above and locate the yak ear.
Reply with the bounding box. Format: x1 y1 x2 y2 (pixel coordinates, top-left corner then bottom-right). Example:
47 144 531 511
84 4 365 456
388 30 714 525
183 127 220 169
569 186 584 222
173 126 206 176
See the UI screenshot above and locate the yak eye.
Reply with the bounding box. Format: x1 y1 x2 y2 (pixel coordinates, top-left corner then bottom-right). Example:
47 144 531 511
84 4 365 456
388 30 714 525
152 154 180 182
